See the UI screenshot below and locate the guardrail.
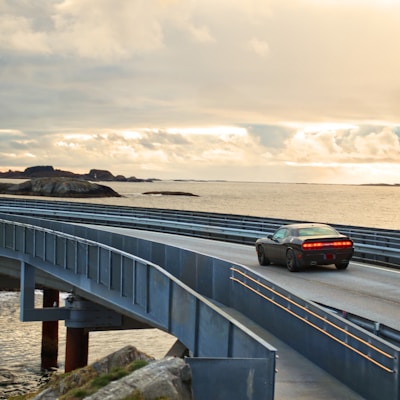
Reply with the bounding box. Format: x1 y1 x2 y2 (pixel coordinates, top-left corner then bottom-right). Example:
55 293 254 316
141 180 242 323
316 302 400 347
0 197 399 268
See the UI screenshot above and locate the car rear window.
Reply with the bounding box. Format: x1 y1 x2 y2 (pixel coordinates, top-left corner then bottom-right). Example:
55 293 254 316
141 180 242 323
298 227 337 236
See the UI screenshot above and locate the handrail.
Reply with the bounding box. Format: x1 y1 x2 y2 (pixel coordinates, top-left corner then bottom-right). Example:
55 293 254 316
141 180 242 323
231 267 395 372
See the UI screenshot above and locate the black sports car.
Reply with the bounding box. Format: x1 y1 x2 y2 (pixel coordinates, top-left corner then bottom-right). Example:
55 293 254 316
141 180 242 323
255 223 354 272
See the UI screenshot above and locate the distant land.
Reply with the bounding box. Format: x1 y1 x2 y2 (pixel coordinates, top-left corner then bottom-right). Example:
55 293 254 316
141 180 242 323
360 183 400 187
0 166 398 187
0 166 198 198
0 165 158 182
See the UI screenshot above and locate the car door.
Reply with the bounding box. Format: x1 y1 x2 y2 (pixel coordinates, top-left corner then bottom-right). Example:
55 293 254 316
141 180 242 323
268 228 289 261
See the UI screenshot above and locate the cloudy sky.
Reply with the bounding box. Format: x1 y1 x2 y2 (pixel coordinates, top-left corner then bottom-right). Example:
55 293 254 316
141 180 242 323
1 0 400 184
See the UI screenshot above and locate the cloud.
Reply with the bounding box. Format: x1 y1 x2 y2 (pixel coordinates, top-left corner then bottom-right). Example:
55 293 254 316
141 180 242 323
52 0 168 60
1 0 399 125
0 0 219 60
0 14 50 54
281 125 400 164
0 1 400 184
352 128 400 162
1 124 399 182
246 125 293 148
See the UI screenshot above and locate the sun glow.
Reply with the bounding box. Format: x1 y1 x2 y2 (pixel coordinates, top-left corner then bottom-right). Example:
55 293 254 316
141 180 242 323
165 126 247 137
121 130 143 140
303 123 357 133
63 133 93 141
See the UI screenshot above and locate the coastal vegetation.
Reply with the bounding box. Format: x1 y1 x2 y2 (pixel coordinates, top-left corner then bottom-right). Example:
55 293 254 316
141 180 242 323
8 360 148 400
7 346 192 400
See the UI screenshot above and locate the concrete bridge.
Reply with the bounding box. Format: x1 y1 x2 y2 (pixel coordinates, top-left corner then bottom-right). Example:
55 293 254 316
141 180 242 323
0 207 400 399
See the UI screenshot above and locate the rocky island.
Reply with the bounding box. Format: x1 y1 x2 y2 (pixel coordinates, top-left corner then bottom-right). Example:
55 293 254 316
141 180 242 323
0 165 156 182
0 165 199 198
0 177 121 198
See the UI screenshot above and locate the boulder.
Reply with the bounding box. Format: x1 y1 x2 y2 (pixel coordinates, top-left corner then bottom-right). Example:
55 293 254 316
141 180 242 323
31 346 193 400
0 177 121 198
86 357 193 400
90 345 154 376
31 387 59 400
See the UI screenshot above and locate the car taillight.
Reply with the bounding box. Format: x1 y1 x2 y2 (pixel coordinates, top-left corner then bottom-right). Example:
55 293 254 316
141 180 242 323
302 240 353 250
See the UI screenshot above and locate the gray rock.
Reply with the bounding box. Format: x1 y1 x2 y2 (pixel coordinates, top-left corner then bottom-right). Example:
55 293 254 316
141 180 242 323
30 346 192 400
91 345 154 375
31 387 59 400
86 357 193 400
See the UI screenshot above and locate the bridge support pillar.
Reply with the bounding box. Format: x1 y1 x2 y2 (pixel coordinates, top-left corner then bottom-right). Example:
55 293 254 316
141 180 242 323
65 328 89 372
41 289 59 371
63 294 122 372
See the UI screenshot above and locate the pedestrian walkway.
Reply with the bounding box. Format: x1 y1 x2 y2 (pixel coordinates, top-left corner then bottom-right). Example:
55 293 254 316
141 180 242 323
221 305 364 400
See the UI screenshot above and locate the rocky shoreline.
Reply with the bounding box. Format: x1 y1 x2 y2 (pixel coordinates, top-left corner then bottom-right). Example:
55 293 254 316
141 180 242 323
0 368 47 400
3 346 193 400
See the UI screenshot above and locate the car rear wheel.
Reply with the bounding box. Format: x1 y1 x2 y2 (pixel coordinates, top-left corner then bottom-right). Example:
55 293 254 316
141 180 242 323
335 262 349 270
286 249 300 272
257 245 270 266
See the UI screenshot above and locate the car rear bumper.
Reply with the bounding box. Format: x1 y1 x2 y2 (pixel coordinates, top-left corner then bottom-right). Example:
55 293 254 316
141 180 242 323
298 249 354 267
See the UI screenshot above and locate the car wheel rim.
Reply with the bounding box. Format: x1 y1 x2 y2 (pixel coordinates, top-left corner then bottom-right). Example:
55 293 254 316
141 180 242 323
287 251 295 270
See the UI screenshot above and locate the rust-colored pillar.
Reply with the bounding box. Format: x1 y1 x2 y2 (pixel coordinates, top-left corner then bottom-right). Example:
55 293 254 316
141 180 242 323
64 328 89 372
41 289 59 371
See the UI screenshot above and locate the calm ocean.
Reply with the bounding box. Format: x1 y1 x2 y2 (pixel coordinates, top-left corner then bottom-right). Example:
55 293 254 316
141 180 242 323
73 180 399 229
0 181 399 397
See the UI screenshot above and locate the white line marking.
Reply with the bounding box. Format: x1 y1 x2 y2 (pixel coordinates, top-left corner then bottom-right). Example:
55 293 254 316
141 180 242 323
352 261 400 274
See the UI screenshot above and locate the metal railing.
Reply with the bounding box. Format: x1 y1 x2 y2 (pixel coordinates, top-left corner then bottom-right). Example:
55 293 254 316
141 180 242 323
316 302 400 347
0 197 399 268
